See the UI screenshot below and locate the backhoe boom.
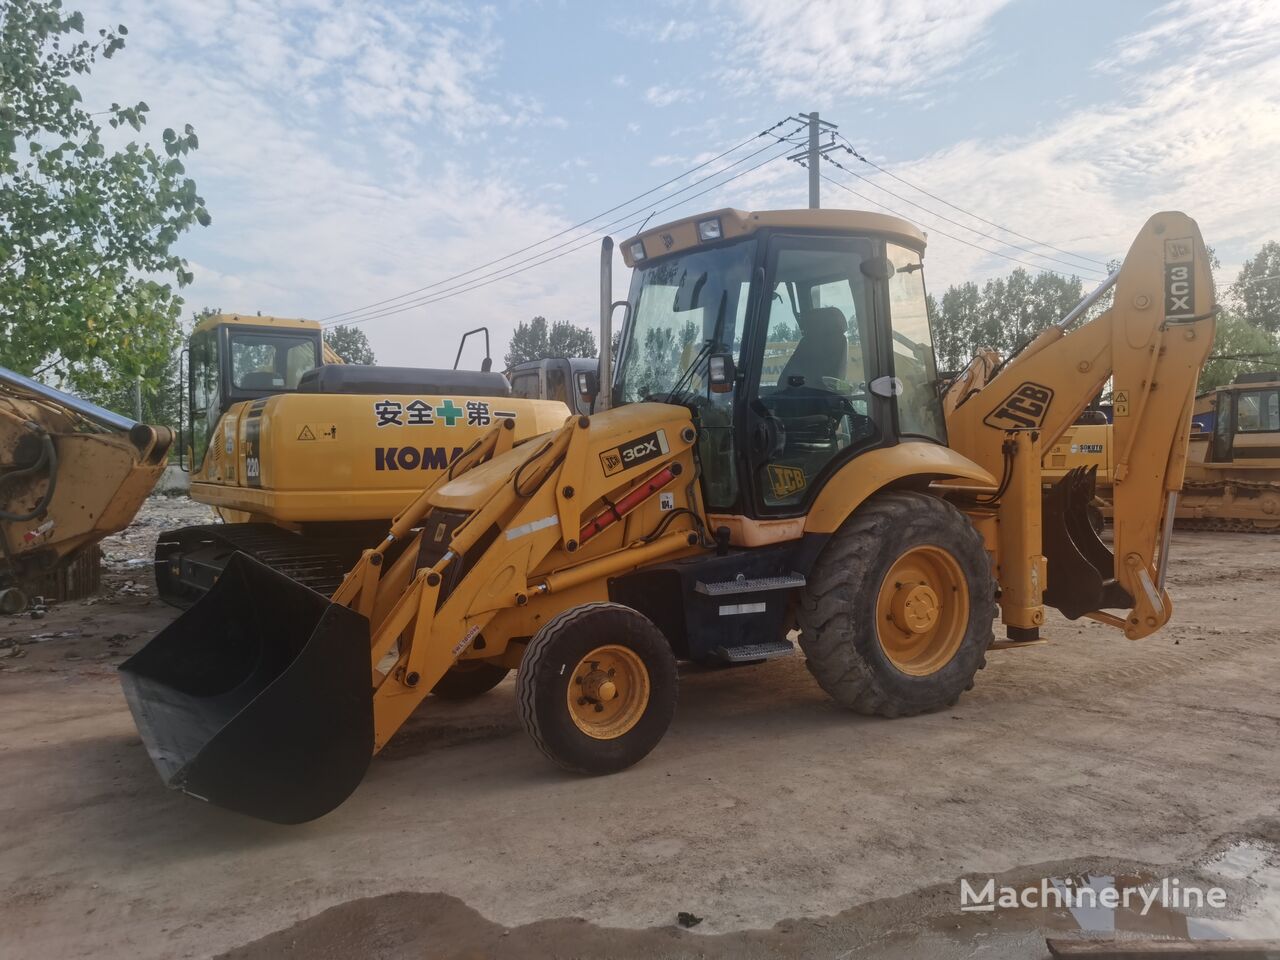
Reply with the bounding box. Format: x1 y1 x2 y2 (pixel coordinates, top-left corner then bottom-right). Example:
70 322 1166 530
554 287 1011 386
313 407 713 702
946 212 1216 638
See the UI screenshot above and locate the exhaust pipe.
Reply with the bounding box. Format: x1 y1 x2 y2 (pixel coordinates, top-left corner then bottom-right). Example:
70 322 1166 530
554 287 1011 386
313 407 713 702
598 239 614 413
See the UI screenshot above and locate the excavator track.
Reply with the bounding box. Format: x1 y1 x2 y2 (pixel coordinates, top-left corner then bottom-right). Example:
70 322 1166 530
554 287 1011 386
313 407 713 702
1176 478 1280 534
154 523 366 607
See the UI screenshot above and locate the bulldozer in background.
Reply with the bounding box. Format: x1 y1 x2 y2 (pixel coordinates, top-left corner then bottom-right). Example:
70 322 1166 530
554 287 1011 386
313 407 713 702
0 366 173 613
158 313 571 606
1035 373 1280 532
120 207 1216 823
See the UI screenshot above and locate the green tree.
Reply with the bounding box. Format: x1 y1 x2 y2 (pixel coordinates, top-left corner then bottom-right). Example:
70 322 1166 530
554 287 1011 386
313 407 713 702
504 317 597 366
324 324 376 364
0 0 209 402
1199 310 1277 393
548 319 596 359
1231 241 1280 337
504 316 549 367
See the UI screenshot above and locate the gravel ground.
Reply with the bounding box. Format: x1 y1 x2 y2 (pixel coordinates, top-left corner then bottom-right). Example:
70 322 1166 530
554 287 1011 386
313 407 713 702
0 499 1276 959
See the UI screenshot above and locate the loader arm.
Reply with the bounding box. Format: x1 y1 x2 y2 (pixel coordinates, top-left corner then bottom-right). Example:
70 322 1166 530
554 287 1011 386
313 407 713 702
945 212 1216 639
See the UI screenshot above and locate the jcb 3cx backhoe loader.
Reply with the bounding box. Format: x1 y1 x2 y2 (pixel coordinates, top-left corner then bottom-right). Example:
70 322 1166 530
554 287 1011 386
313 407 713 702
121 208 1216 823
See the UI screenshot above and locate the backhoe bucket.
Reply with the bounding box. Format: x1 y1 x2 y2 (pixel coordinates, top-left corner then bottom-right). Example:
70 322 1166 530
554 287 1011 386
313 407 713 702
119 552 373 824
1042 466 1133 620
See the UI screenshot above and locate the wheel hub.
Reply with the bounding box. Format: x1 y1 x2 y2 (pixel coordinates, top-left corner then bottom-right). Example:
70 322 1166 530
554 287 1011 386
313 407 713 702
875 545 970 676
567 645 650 739
891 582 940 634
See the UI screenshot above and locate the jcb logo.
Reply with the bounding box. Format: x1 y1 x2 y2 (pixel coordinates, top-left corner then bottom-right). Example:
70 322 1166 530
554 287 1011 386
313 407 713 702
983 382 1054 430
600 429 669 476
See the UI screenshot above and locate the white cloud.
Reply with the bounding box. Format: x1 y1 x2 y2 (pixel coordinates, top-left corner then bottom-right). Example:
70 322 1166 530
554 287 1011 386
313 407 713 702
612 73 629 87
743 0 1280 292
644 84 698 108
713 0 1014 102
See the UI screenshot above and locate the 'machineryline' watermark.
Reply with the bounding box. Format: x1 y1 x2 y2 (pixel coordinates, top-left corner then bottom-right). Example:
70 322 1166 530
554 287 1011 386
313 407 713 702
959 877 1228 916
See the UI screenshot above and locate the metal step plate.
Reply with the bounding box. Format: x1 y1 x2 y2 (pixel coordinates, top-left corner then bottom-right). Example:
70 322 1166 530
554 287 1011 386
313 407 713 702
695 573 806 597
712 640 796 664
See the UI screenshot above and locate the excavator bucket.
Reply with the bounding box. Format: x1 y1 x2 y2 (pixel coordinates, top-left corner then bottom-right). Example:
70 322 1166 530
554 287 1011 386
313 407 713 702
1042 466 1133 620
119 552 373 824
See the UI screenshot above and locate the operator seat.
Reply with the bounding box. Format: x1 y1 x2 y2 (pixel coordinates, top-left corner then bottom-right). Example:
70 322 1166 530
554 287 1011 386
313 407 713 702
779 307 848 389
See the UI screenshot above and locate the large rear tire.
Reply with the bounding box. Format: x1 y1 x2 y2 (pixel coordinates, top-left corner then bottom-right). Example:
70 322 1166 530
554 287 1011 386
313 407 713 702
798 491 995 717
516 602 677 774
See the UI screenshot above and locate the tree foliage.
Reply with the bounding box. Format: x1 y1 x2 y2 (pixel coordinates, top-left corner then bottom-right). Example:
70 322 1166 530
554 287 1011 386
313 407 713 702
0 0 209 402
928 268 1084 373
1231 241 1280 337
1199 310 1275 393
504 316 597 367
324 324 376 365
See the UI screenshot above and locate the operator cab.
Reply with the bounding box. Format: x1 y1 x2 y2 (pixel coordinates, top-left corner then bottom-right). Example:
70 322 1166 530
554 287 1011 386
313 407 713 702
612 209 945 522
1209 372 1280 462
187 314 323 469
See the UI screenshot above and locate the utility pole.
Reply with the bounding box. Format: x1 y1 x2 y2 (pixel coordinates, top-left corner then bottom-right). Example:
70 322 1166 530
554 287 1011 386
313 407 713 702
787 112 839 208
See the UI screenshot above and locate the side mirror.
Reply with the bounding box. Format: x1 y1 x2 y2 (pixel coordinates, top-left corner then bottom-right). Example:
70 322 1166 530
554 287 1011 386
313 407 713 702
708 353 736 394
575 370 598 399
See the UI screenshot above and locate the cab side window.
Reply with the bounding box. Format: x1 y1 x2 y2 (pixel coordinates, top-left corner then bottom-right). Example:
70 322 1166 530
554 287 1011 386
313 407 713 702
887 244 946 442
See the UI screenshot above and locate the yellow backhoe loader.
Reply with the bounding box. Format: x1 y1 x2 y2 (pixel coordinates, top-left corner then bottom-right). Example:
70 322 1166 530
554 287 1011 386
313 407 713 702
120 207 1216 823
159 315 570 605
1 367 173 613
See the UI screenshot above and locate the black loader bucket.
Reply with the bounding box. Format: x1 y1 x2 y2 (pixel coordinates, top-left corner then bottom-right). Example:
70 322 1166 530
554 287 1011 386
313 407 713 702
1042 466 1134 620
119 552 373 824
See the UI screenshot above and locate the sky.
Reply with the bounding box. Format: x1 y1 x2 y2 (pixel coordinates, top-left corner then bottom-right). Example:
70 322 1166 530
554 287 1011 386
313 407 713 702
75 0 1280 369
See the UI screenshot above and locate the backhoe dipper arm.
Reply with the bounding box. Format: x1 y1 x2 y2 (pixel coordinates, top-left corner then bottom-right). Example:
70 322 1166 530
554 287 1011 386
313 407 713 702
945 212 1216 639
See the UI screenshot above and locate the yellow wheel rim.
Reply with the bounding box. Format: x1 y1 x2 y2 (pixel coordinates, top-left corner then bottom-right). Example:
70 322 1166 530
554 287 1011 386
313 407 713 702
875 545 970 676
567 645 650 740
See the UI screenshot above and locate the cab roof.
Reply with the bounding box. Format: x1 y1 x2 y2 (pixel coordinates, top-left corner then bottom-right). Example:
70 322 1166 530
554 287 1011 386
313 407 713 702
620 208 927 267
192 313 321 335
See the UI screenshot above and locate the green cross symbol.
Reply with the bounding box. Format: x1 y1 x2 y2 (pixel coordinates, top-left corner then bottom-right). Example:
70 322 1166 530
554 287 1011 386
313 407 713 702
437 398 464 426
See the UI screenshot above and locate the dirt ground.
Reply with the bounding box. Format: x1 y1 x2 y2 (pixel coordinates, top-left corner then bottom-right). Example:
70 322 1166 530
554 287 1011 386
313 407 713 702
1 497 1278 959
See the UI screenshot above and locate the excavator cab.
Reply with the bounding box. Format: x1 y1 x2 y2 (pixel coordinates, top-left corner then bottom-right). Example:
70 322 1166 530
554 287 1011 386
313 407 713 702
613 210 945 519
186 315 323 470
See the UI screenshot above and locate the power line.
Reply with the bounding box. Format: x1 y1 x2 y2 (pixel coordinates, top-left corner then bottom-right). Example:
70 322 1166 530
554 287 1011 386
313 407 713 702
1219 272 1280 291
321 118 798 325
820 169 1100 282
336 143 797 329
833 133 1110 270
820 153 1107 279
327 132 801 328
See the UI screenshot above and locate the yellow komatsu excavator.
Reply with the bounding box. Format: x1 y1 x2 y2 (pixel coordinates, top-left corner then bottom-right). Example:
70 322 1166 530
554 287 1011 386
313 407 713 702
1 367 173 612
159 315 569 604
120 208 1216 823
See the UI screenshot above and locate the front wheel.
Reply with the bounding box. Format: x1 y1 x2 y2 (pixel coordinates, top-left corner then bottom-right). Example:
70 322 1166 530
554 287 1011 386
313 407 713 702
516 603 677 774
798 491 995 717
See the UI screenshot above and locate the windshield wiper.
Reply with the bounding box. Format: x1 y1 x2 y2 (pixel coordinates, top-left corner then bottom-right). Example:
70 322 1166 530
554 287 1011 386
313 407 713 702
664 338 714 403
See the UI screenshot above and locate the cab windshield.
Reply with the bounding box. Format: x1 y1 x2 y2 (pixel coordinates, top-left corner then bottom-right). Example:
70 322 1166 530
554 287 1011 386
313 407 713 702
614 240 756 405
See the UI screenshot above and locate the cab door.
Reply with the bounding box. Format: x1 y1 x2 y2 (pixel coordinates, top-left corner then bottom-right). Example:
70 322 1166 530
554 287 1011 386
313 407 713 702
740 233 890 514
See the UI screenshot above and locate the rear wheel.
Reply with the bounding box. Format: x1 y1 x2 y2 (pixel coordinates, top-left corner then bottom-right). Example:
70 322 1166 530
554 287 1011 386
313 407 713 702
516 603 677 774
798 491 995 717
431 660 510 700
